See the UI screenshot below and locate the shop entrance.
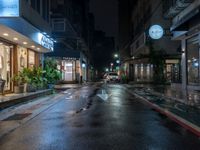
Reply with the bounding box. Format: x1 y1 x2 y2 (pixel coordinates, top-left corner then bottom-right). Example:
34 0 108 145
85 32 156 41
64 62 73 81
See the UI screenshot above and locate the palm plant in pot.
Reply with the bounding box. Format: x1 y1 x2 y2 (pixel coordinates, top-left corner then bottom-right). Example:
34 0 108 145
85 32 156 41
32 66 46 90
21 68 37 92
12 71 28 93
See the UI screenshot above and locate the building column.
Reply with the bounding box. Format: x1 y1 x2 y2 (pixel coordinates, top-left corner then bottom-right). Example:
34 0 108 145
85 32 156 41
181 39 187 92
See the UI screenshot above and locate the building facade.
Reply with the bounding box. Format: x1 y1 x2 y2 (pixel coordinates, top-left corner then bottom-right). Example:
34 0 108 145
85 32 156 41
0 0 53 93
118 0 181 83
164 0 200 91
48 0 93 83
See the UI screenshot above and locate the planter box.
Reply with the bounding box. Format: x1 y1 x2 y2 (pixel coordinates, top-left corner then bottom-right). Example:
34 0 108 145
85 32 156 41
27 84 37 92
14 85 24 94
48 84 54 89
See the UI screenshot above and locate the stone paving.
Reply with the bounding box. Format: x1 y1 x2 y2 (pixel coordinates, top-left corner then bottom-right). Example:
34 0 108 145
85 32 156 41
126 84 200 129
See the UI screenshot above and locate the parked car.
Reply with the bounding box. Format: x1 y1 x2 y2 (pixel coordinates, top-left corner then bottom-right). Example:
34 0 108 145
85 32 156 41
105 72 120 83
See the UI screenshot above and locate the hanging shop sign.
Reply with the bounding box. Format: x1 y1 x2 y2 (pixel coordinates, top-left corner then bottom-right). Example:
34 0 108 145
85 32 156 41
0 0 19 17
149 25 164 40
39 35 54 51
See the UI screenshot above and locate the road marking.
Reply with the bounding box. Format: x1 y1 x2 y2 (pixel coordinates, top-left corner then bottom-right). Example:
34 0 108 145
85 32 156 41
65 96 73 100
97 89 110 101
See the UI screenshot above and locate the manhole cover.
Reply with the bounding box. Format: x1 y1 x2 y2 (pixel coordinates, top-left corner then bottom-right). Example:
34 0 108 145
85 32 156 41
3 113 32 121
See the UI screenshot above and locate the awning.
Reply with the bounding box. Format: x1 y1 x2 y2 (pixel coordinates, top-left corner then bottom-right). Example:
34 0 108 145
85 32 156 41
171 6 200 31
0 18 54 53
45 43 80 58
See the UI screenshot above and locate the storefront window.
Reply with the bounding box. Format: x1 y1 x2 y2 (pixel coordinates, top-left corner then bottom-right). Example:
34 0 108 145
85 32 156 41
147 64 150 80
0 42 12 91
134 64 138 81
187 35 199 85
28 50 35 68
172 63 181 83
18 46 28 72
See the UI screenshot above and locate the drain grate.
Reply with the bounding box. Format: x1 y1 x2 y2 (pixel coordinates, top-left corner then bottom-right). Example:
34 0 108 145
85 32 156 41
3 113 32 121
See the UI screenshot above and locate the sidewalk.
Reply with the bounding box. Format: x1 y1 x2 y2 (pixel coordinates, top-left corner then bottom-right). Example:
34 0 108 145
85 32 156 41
125 84 200 136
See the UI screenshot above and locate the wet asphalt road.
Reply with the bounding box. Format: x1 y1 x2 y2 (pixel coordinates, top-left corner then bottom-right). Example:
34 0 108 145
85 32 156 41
0 83 200 150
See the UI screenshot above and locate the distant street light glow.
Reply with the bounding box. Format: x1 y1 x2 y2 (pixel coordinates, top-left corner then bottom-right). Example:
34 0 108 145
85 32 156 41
114 54 118 58
82 63 86 68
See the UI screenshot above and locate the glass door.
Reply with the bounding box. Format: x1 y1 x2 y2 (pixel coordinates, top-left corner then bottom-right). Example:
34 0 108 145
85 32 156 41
0 42 12 91
64 61 73 81
186 35 199 85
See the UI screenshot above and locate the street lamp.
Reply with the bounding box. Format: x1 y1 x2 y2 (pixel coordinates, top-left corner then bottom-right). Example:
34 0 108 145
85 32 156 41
110 63 114 71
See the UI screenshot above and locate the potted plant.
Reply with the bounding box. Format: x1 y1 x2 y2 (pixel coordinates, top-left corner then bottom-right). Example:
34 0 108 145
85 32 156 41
12 73 25 93
22 68 36 92
32 66 45 90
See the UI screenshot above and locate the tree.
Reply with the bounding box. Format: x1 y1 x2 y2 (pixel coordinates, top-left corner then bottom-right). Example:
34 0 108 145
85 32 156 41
148 41 167 84
44 58 61 84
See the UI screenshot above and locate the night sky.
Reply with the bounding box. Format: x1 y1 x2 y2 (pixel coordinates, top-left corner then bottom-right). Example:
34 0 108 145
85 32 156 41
89 0 118 38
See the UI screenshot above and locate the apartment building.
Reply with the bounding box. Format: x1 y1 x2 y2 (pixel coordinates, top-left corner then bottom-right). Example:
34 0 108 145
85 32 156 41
164 0 200 91
119 0 180 83
46 0 93 83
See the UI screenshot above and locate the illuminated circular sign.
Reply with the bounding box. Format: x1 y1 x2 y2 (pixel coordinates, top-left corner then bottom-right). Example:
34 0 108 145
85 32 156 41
149 25 164 40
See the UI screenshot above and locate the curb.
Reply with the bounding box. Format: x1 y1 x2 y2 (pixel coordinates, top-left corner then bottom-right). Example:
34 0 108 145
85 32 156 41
125 88 200 137
0 89 53 110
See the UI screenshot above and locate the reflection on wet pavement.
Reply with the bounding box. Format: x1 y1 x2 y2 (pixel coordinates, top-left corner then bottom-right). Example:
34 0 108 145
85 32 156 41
0 84 200 150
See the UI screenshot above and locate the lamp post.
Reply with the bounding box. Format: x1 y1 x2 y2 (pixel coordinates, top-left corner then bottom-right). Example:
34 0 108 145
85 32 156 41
110 63 114 72
113 53 120 73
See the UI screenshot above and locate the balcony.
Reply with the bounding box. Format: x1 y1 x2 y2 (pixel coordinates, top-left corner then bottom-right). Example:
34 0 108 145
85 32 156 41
130 33 148 57
51 18 78 40
163 0 194 18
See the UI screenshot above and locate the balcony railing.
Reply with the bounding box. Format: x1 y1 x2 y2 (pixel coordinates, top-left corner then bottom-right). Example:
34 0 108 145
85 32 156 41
163 0 194 18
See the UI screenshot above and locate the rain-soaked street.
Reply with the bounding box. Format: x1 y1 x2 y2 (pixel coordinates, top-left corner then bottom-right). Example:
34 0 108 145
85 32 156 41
0 83 200 150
